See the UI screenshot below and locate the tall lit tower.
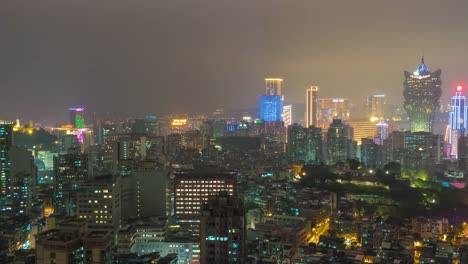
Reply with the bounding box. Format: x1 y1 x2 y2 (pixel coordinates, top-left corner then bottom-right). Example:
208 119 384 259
265 78 283 95
259 96 283 122
403 57 442 133
376 120 390 145
449 85 468 158
260 78 284 122
282 105 292 127
306 86 319 128
69 108 85 129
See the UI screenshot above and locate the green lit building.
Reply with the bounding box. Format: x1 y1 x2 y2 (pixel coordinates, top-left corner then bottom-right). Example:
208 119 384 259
403 57 442 133
69 108 85 128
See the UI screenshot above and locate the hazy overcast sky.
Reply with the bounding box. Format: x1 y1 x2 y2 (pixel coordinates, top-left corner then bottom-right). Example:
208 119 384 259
2 0 468 124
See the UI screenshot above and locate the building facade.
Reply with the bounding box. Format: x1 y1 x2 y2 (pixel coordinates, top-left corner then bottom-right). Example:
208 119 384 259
403 132 444 171
200 192 245 264
172 168 237 237
265 78 283 96
53 153 88 215
282 105 292 127
287 124 322 164
76 176 119 232
348 119 378 145
327 119 355 164
35 218 113 264
0 121 13 209
259 95 283 122
9 147 36 215
360 138 383 167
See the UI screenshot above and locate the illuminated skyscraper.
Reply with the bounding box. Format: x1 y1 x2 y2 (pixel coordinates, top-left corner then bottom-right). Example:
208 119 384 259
265 78 283 95
449 85 468 158
306 86 318 128
69 108 85 129
259 95 283 122
69 107 86 144
173 168 237 237
282 104 292 127
403 57 442 132
260 78 284 122
376 120 390 145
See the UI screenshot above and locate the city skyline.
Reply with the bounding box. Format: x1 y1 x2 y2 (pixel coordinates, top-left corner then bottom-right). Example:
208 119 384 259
4 2 468 263
2 1 468 123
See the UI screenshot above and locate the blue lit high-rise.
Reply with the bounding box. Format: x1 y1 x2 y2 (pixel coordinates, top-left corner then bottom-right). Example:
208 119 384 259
259 78 284 122
449 85 468 158
259 95 283 122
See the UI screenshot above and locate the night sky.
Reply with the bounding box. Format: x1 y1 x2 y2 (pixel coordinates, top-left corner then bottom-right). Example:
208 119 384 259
2 0 468 125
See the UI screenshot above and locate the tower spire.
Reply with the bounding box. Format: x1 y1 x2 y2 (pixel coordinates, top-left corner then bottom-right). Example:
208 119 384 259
417 55 429 74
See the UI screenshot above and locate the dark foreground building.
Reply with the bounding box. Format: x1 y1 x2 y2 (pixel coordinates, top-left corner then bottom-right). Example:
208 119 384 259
200 192 245 264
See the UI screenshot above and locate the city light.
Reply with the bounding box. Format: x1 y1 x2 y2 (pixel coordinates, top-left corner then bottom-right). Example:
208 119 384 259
77 129 84 143
171 119 187 126
2 3 468 264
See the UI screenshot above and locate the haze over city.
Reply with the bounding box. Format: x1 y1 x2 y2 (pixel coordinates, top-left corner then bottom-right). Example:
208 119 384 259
4 1 468 264
3 0 468 124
